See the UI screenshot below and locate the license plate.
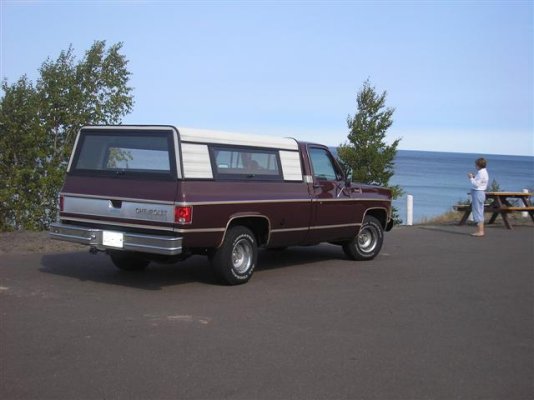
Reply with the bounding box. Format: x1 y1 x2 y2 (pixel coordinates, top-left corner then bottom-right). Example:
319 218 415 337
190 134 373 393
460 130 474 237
102 231 124 248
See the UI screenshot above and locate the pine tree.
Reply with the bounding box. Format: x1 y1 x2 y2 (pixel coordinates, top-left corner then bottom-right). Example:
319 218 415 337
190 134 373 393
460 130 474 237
337 79 403 222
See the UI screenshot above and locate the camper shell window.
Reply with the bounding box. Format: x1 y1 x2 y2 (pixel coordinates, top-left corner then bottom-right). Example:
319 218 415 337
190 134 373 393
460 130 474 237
210 145 283 181
70 129 176 180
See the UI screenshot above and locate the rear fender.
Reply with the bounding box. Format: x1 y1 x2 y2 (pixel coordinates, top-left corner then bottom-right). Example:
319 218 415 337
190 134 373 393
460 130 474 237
218 214 271 248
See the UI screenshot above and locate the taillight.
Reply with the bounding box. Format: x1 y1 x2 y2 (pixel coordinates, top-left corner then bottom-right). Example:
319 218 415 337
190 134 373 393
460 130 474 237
174 206 192 224
59 195 64 212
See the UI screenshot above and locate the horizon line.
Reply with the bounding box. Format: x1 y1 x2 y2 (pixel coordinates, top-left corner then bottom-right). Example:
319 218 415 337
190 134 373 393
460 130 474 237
327 146 534 158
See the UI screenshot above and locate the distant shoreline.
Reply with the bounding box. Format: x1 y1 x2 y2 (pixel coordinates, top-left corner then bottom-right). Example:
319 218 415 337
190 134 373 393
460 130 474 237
394 149 534 158
329 147 534 159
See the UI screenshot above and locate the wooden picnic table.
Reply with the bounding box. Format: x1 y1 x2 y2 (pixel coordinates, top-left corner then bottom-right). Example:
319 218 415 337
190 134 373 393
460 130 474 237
456 191 534 230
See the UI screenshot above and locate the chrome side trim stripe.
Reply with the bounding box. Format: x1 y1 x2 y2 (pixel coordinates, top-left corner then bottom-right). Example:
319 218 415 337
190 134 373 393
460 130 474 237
271 227 309 233
312 198 392 203
175 199 312 206
309 223 361 230
175 228 226 234
175 198 389 206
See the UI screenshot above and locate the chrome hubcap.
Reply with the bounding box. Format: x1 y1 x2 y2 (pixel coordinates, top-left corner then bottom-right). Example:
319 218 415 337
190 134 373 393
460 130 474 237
358 227 377 254
232 238 253 274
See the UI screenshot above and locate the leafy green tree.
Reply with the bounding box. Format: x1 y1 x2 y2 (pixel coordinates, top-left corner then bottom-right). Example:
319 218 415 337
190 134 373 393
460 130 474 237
0 41 133 231
337 79 403 222
0 76 46 230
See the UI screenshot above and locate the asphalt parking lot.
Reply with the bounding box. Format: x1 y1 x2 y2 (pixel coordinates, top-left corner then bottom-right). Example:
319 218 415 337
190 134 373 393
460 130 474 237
1 225 533 400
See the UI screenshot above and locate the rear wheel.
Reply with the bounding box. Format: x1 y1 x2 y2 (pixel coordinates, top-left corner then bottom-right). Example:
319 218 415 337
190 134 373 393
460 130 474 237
343 215 384 261
210 226 257 285
109 250 150 271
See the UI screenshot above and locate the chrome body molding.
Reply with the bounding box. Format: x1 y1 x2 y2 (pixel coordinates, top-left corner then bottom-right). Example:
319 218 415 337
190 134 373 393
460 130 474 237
270 227 309 233
59 216 175 232
49 223 183 256
174 199 312 206
62 192 175 205
270 222 362 233
63 196 175 224
312 198 392 203
174 198 389 207
309 223 361 230
175 227 226 233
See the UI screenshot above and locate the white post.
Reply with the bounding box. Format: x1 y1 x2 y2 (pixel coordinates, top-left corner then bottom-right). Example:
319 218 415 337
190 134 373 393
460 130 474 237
522 189 529 218
406 195 413 226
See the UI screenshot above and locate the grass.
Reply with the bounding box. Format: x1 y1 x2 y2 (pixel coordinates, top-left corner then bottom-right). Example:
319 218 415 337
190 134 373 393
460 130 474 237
419 209 534 226
419 210 461 225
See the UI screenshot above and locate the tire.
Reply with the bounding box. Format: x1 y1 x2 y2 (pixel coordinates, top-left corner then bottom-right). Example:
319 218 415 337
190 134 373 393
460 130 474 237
210 226 257 285
343 215 384 261
109 250 149 271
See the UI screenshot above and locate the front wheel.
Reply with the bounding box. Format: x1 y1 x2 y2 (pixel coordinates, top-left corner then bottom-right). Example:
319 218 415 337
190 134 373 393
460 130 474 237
210 226 257 285
343 215 384 261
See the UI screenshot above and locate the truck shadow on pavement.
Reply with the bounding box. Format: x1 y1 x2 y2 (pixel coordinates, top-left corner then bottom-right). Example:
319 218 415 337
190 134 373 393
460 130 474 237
39 245 348 290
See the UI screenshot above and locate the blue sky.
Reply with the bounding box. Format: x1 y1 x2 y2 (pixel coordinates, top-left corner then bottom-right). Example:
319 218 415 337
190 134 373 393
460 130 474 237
1 0 533 156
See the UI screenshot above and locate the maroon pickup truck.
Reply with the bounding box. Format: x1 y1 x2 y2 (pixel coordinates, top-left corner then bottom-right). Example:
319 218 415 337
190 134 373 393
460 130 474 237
50 125 393 284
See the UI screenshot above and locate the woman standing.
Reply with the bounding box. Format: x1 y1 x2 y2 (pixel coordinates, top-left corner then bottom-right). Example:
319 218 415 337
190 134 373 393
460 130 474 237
468 158 489 237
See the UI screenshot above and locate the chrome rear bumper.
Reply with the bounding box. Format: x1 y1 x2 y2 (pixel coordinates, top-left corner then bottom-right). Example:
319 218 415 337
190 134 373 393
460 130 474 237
49 223 182 256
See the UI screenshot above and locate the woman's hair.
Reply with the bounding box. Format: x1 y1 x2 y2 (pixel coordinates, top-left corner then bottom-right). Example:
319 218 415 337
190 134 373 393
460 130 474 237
475 158 487 168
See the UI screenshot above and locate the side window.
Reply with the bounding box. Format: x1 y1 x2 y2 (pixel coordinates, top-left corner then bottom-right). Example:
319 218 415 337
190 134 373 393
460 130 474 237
309 147 341 181
210 146 282 181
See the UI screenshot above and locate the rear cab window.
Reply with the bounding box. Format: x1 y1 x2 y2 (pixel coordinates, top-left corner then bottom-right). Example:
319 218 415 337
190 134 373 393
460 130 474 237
70 129 177 180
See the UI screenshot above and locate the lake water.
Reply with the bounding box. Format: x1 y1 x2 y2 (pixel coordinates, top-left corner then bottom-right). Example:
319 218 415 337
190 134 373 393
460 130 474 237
390 150 534 223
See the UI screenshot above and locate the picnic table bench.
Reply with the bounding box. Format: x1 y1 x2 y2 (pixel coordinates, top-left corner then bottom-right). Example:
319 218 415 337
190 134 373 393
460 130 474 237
455 191 534 230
